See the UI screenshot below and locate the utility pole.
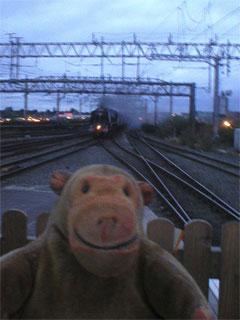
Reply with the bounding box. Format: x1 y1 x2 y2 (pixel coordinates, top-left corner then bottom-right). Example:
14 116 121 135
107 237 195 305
144 100 148 123
79 96 82 117
7 34 21 79
213 58 220 139
15 37 21 79
100 37 104 78
122 41 125 80
169 85 173 115
7 33 16 79
56 92 60 116
24 81 28 119
154 96 158 126
189 83 196 132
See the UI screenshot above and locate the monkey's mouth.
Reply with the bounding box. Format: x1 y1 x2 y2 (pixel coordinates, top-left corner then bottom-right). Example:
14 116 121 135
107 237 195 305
74 228 138 251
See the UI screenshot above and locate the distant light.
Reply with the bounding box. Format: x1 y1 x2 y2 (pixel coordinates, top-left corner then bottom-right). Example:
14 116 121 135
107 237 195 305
32 118 41 122
171 113 176 117
45 118 50 121
0 119 4 123
5 118 11 121
20 117 25 121
138 117 143 121
223 120 232 128
27 116 40 122
96 125 102 130
81 117 85 120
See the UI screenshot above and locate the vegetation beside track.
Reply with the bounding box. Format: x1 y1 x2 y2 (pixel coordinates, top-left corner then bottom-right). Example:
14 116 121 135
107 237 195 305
141 116 238 152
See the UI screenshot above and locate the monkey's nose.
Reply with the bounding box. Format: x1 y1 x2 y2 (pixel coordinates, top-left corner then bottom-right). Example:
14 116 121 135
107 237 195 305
97 217 118 243
97 217 117 227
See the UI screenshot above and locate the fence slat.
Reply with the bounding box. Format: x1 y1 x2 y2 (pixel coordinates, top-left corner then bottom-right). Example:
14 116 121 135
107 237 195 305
2 209 28 255
1 209 239 318
147 218 174 252
184 220 212 298
218 221 239 319
36 213 50 237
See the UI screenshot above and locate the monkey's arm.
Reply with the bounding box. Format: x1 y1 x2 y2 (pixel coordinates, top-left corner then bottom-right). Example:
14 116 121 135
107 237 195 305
142 240 215 320
0 249 34 318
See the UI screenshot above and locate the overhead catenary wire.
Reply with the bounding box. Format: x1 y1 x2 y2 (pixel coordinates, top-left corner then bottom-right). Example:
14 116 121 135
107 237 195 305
218 22 240 39
183 0 210 24
190 6 240 41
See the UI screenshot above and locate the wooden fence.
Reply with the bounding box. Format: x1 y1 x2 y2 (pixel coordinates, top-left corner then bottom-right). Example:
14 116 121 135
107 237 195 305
0 209 239 320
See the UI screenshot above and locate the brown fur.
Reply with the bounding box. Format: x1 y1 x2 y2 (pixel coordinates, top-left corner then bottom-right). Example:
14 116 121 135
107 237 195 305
0 165 214 319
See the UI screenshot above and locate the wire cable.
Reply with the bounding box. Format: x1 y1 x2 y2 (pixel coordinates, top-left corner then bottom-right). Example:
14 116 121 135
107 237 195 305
191 6 240 41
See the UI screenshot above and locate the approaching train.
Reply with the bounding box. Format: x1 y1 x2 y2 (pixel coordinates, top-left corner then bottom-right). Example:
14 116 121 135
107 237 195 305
89 107 124 136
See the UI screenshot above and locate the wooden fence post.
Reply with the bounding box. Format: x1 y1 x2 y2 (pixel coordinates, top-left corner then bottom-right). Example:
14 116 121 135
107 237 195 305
218 221 239 319
1 209 28 255
184 220 212 298
36 213 50 237
147 218 174 252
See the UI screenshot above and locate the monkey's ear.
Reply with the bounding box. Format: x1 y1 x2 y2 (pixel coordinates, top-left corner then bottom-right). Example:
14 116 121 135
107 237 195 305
138 182 155 205
50 171 72 195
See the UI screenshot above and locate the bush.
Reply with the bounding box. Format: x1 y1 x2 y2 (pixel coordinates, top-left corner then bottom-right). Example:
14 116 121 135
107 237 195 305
141 123 157 134
179 123 214 151
153 116 192 138
218 127 234 145
143 116 235 151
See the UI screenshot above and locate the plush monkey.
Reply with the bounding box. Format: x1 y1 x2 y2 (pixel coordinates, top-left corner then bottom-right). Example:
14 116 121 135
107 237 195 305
0 165 215 319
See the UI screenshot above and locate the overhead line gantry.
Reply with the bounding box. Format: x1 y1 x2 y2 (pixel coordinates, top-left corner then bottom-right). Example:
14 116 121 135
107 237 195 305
1 38 239 137
0 76 196 124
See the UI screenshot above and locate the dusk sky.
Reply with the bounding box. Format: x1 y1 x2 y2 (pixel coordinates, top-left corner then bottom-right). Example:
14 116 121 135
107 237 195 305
0 0 239 114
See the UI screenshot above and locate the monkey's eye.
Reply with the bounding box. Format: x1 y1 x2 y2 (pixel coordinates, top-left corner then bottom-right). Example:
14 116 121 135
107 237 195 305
123 187 130 197
82 184 90 194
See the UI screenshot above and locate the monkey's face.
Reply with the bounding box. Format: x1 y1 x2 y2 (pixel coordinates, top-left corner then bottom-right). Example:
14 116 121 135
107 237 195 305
50 165 154 277
68 173 141 276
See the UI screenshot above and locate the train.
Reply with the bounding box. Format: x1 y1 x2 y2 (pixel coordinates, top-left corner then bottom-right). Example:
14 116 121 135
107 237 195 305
88 107 124 136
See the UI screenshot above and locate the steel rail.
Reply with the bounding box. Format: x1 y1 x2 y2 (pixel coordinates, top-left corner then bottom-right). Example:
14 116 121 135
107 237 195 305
131 133 240 219
112 138 240 221
1 132 90 152
1 127 88 140
1 138 94 170
1 140 66 160
140 134 240 175
126 134 191 222
99 140 188 225
0 140 96 179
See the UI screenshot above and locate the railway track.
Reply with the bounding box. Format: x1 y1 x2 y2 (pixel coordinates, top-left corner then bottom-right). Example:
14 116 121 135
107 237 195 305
99 140 190 226
139 133 240 178
130 135 239 218
2 131 238 246
100 136 239 230
1 121 89 139
1 132 90 155
1 137 96 179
